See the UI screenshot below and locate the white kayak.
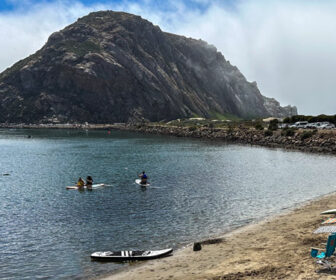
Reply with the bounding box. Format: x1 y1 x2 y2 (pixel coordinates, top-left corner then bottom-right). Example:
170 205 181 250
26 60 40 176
135 179 150 187
321 209 336 215
66 183 105 190
91 248 173 261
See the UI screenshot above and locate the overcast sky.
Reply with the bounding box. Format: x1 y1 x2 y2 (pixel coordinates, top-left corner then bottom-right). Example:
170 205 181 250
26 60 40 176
0 0 335 115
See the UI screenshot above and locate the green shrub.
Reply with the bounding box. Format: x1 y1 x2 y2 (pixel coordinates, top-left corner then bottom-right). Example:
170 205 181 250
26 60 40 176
283 117 291 123
189 126 197 131
227 125 234 134
208 122 214 128
254 122 263 130
281 128 295 137
285 114 336 125
268 119 278 131
61 40 101 57
301 130 317 140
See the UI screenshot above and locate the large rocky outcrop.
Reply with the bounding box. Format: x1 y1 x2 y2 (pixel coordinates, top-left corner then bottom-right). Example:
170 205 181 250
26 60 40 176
263 97 297 119
0 11 297 123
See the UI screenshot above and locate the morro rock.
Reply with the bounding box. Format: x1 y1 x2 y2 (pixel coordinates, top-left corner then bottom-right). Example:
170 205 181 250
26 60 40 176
0 11 297 123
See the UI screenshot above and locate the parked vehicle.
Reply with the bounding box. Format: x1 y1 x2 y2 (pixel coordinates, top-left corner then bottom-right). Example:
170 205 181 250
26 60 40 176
278 123 289 129
290 121 308 128
283 121 335 129
305 123 317 129
321 123 335 129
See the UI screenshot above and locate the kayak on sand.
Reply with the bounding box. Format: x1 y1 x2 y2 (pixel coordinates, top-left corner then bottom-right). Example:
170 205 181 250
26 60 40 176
91 248 173 261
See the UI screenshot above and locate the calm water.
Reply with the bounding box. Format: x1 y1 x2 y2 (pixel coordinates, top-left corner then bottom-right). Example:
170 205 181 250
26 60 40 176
1 129 336 279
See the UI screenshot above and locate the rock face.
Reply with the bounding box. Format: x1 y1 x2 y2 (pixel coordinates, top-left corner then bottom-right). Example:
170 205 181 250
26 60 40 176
263 97 297 119
0 11 297 123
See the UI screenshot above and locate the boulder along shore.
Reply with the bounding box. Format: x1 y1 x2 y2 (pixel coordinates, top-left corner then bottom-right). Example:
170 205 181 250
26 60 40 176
2 122 336 154
118 123 336 155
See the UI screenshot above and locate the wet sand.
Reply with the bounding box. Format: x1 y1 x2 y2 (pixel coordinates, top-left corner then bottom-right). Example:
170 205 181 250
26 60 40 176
100 193 336 280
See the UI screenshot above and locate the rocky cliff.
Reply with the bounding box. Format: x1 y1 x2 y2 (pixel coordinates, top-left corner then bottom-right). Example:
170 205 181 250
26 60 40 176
263 97 297 119
0 11 297 123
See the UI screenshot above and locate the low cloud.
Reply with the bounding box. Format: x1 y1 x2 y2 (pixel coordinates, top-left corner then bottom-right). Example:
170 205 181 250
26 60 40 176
0 1 107 71
1 0 335 115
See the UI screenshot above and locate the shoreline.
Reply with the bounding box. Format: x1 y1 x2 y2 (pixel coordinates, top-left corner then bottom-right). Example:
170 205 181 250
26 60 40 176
1 122 336 155
98 191 336 280
121 123 336 155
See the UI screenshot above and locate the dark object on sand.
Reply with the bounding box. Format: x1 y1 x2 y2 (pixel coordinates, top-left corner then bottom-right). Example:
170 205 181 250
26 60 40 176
91 248 173 261
201 238 224 245
193 242 202 251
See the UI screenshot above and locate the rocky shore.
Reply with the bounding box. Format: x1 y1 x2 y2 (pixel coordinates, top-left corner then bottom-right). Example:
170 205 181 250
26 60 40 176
119 123 336 154
1 122 336 154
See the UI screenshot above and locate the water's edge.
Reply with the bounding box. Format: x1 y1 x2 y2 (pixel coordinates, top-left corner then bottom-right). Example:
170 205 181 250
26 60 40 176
2 123 336 155
96 189 336 280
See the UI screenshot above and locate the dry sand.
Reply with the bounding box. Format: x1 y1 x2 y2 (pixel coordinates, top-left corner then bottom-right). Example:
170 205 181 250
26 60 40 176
99 193 336 280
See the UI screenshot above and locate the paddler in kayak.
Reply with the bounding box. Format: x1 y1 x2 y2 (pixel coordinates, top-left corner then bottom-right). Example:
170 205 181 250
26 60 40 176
76 177 85 189
138 171 148 185
86 176 93 190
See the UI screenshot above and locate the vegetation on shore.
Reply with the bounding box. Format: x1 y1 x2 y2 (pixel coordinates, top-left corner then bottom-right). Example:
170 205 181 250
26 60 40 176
284 114 336 124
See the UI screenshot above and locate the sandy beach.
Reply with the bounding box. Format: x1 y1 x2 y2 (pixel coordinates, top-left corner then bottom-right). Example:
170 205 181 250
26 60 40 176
100 193 336 280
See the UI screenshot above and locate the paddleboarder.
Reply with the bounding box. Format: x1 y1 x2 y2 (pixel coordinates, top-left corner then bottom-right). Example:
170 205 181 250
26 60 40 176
86 176 93 190
139 171 148 185
76 177 85 189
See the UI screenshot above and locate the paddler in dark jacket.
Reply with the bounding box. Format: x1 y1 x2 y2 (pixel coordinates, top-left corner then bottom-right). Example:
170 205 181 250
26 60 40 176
139 171 148 184
86 176 93 190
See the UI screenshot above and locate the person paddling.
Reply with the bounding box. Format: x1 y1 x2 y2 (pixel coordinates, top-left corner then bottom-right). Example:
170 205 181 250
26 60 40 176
77 177 85 189
86 176 93 190
139 171 148 185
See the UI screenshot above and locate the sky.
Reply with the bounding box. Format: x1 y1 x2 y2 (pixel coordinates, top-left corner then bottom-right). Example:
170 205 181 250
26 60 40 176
0 0 335 115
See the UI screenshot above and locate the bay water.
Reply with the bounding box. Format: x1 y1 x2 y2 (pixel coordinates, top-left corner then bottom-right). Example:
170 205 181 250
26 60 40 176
1 129 336 279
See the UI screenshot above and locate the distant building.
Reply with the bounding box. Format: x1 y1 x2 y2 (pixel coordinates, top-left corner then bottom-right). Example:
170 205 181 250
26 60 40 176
189 118 205 121
262 117 283 123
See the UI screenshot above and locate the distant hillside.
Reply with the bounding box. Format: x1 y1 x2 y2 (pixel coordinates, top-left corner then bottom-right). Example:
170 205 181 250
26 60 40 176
0 11 297 123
